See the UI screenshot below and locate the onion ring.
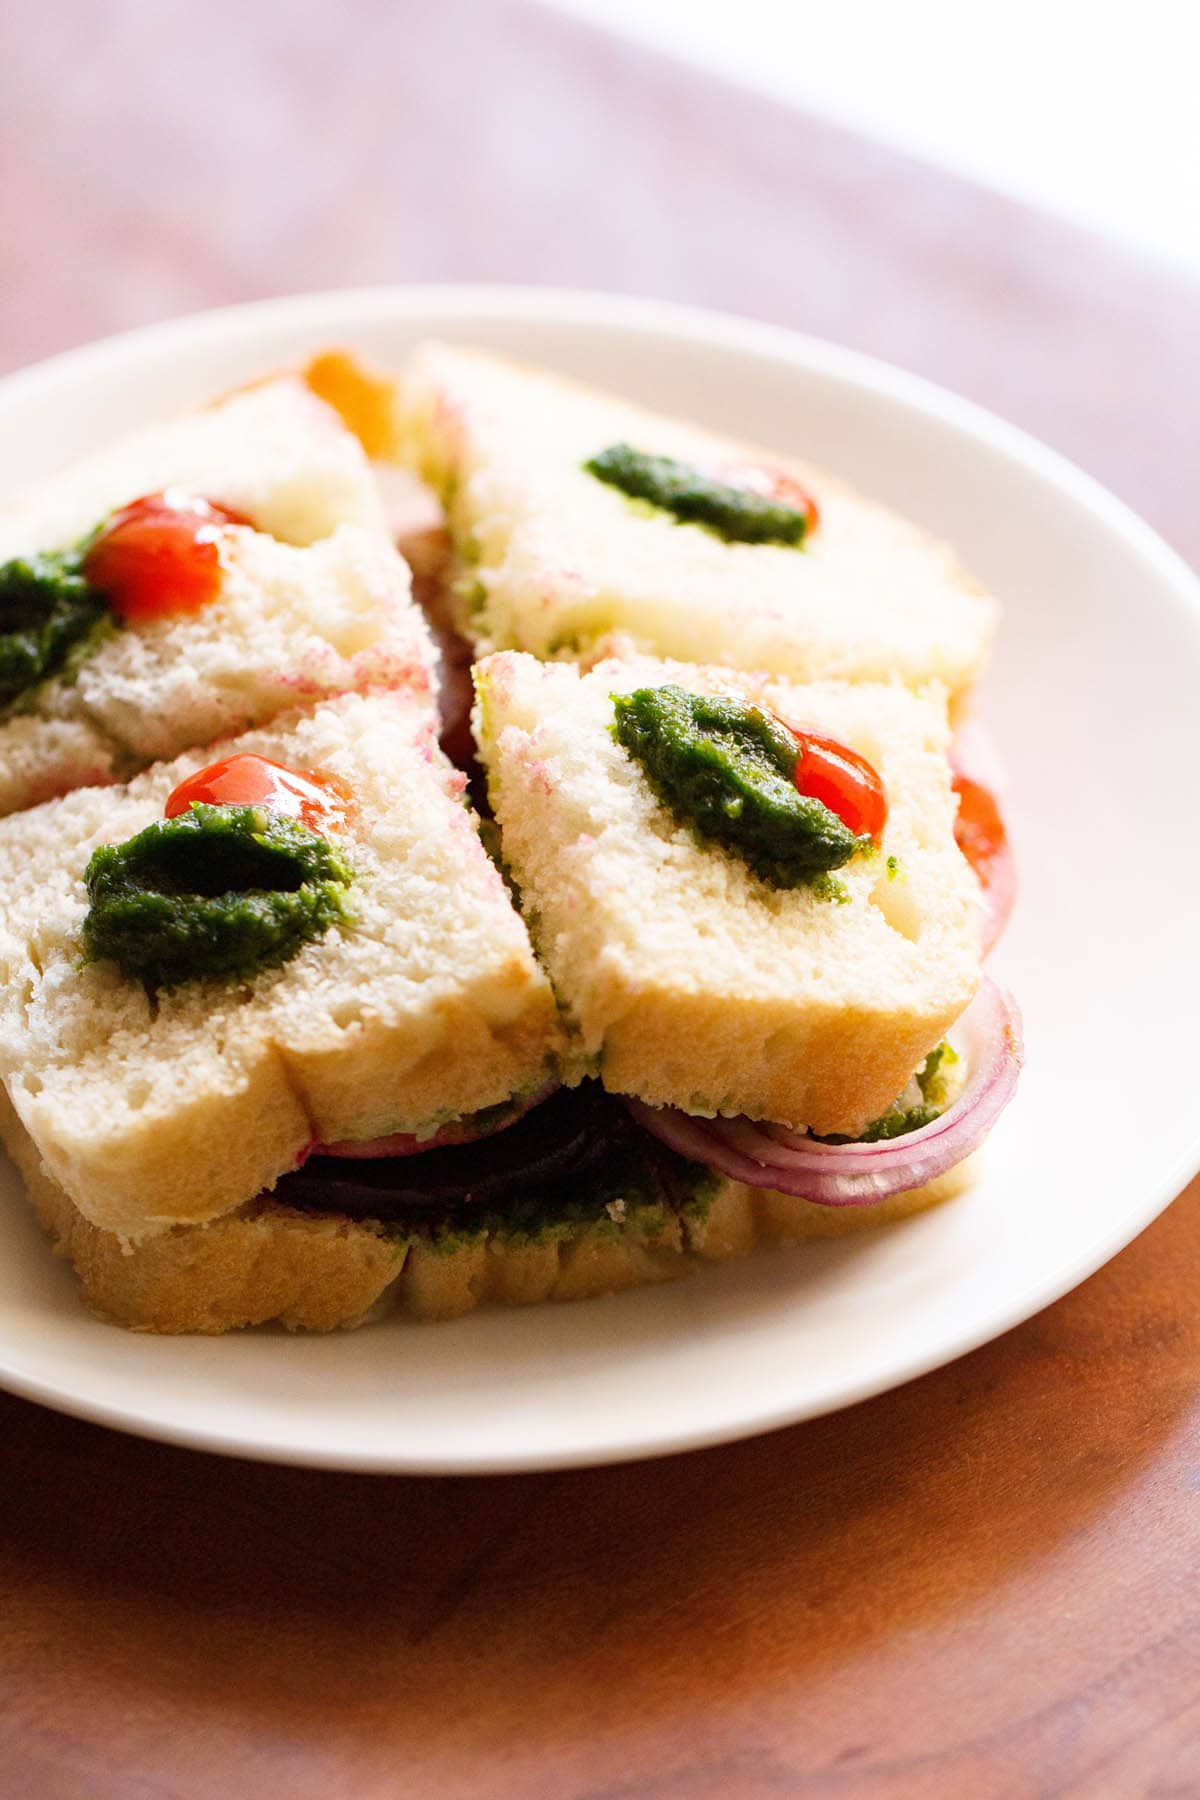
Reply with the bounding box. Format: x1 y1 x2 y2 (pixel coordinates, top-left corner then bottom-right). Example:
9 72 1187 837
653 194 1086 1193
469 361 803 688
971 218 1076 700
278 1084 621 1219
627 979 1022 1207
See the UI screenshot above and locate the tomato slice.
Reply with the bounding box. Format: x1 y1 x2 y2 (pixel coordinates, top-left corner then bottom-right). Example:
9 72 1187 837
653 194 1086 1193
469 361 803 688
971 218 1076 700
783 726 887 842
83 489 248 623
304 350 397 457
720 462 820 534
952 772 1007 888
164 754 352 834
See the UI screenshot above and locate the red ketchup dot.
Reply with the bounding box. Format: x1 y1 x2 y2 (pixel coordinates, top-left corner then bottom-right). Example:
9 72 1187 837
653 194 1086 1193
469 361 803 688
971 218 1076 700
83 489 249 623
779 722 887 842
164 754 353 835
720 462 820 534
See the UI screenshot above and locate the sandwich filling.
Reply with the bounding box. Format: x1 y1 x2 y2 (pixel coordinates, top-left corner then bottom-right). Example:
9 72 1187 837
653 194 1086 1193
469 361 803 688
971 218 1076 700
274 1042 969 1244
277 1082 717 1249
629 979 1022 1207
819 1041 959 1143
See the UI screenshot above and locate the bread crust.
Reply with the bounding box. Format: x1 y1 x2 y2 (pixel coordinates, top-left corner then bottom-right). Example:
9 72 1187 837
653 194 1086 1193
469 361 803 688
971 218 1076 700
0 1093 964 1334
1 1093 404 1333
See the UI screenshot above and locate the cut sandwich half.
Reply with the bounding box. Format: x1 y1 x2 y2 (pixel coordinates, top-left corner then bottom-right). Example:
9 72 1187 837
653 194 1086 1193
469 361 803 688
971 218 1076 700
475 650 985 1133
0 691 562 1242
0 375 417 817
393 342 998 703
0 655 1016 1332
0 653 1019 1335
474 649 1020 1220
0 522 437 817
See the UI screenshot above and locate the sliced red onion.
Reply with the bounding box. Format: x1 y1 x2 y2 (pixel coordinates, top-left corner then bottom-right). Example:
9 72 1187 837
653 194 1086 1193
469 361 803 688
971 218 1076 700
627 979 1022 1207
277 1084 626 1219
319 1083 557 1159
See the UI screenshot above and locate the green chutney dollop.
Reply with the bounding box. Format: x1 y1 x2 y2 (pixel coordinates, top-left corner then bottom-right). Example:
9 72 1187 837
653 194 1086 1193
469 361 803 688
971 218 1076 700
584 443 810 546
0 548 108 708
611 684 870 889
82 802 354 992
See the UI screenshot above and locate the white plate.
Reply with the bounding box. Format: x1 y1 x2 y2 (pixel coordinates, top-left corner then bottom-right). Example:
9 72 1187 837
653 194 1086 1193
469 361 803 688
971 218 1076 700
0 288 1197 1474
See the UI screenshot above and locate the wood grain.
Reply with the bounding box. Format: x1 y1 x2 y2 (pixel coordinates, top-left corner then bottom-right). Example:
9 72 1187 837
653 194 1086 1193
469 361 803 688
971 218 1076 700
3 1175 1200 1800
1 1 1198 1795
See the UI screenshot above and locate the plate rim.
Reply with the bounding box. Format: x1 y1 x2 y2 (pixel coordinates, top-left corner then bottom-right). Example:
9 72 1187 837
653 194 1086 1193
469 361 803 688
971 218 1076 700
5 281 1197 598
1 283 1198 1475
4 1130 1200 1475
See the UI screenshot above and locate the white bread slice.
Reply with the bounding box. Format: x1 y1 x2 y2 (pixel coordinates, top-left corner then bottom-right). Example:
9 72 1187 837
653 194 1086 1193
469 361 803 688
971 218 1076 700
394 343 997 700
0 714 121 815
0 375 385 560
0 693 561 1239
475 651 981 1136
66 524 435 764
0 524 434 816
394 1163 970 1322
0 1092 966 1332
0 370 416 818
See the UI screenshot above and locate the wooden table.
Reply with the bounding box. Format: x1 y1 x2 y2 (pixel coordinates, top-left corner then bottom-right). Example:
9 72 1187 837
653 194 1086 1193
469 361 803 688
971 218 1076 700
2 3 1199 1793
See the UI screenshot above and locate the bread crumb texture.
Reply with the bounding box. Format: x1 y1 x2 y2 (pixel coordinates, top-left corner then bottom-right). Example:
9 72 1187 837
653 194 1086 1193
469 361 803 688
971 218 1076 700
70 525 436 764
476 650 981 1135
0 693 560 1238
395 342 997 696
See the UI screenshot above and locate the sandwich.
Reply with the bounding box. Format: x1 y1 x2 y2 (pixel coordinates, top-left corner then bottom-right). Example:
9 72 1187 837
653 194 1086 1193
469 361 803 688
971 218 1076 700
0 686 569 1329
0 349 1021 1334
0 646 1019 1333
0 377 417 815
473 652 983 1131
392 342 998 702
471 649 1019 1231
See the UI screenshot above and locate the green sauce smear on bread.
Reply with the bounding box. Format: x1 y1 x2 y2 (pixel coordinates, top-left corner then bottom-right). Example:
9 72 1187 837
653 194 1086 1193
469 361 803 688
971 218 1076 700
612 684 870 890
584 443 810 546
82 803 354 992
0 546 108 709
